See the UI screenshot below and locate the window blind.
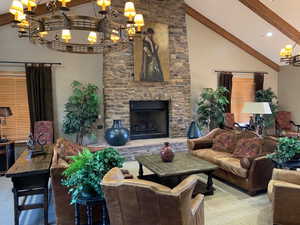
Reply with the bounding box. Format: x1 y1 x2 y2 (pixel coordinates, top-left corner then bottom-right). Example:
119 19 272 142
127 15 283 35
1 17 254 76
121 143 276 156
0 74 30 141
231 77 255 123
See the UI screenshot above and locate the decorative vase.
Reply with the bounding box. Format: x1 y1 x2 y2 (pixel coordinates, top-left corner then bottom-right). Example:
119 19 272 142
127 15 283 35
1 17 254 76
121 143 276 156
105 120 130 146
160 142 175 162
187 121 202 139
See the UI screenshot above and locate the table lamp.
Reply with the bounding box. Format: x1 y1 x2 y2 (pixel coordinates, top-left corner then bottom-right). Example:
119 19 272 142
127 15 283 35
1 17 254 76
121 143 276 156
242 102 272 136
0 107 13 143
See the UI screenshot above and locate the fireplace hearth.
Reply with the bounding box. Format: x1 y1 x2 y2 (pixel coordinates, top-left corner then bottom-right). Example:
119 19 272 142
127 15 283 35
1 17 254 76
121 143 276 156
130 101 169 140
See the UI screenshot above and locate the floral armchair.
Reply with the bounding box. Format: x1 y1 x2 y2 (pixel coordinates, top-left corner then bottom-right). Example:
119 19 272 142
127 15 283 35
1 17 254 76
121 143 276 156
223 113 247 130
275 111 300 138
34 121 54 144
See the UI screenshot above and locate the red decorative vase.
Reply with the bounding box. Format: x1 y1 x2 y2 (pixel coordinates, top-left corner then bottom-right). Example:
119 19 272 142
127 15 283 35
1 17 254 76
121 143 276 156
160 142 175 162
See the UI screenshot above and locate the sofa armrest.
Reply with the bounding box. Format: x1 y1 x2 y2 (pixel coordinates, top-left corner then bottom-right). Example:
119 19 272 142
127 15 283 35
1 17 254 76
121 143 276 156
248 156 274 190
187 128 225 151
272 168 300 186
272 183 300 225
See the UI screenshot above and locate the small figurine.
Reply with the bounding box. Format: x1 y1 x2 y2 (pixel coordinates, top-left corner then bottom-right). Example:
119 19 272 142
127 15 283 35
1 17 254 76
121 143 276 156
37 133 47 151
26 133 35 151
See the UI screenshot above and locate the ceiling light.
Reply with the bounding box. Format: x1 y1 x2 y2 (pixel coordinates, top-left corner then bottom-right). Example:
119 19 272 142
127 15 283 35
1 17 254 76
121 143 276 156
266 32 273 37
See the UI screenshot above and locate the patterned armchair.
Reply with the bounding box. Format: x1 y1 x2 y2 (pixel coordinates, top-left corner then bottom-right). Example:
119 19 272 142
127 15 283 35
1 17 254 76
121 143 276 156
223 113 246 130
34 121 54 144
275 111 300 138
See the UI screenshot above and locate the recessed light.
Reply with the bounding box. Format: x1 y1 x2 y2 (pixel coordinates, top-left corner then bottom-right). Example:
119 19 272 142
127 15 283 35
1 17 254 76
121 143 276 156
266 32 273 37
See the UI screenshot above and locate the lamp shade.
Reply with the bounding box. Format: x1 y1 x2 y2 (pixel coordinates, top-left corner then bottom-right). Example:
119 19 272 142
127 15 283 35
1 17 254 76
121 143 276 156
242 102 272 115
0 107 13 117
124 2 136 20
9 0 24 15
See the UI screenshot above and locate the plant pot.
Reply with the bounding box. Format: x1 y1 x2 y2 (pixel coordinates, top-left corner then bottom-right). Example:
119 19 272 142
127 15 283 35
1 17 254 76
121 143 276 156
187 121 202 139
105 120 130 146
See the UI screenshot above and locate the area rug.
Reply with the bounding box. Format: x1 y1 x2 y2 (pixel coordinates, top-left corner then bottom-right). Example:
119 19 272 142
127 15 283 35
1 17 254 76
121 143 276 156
0 160 273 225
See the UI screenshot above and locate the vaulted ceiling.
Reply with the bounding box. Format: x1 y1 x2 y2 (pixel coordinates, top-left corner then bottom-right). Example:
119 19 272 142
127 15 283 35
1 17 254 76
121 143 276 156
1 0 300 66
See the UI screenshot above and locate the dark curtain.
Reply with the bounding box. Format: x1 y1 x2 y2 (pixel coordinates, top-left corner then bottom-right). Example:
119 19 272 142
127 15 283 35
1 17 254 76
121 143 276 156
25 64 54 132
219 72 233 113
254 72 264 94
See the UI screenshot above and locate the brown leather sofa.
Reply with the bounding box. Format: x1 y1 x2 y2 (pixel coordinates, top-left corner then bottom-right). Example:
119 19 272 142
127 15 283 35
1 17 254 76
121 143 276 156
101 167 205 225
50 138 104 225
268 169 300 225
187 128 277 195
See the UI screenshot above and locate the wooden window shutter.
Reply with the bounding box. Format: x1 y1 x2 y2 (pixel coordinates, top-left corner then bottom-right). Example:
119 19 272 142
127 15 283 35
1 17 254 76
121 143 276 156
0 73 31 141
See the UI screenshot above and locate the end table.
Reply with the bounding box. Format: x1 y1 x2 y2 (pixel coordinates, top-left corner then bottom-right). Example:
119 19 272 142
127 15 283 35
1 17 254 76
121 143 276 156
75 196 110 225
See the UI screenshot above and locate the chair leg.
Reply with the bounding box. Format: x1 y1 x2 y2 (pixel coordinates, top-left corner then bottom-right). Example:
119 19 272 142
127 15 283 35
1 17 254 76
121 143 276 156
44 188 48 225
13 189 19 225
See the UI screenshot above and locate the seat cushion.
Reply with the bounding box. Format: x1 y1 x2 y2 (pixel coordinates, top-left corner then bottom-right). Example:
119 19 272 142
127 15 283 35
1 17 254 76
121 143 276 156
212 131 238 153
233 138 262 158
218 157 248 178
191 149 232 165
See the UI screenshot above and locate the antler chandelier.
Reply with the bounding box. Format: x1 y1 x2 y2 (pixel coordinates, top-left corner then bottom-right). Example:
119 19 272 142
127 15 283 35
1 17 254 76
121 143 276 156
9 0 145 54
279 44 300 67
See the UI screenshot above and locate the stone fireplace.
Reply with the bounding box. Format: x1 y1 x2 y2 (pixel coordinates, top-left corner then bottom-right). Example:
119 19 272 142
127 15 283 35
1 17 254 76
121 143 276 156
103 0 191 138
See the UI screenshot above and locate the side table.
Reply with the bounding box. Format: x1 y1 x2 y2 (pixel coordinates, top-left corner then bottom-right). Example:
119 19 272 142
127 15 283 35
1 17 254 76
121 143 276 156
75 196 110 225
0 141 15 175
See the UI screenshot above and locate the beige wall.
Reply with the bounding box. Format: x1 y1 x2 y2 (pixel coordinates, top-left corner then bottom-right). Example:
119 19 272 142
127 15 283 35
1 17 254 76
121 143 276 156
278 65 300 123
0 24 103 139
186 15 278 114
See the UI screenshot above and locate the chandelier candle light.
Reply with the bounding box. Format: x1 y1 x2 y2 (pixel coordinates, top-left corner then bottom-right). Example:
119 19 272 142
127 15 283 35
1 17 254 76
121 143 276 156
279 44 300 66
9 0 146 54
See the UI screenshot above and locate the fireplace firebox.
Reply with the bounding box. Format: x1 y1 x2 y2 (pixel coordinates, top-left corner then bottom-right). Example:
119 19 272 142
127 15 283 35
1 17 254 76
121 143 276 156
130 101 169 140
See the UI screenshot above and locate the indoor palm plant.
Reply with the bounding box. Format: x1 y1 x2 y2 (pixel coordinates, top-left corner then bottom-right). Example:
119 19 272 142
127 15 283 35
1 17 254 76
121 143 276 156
63 81 101 145
267 137 300 165
255 88 279 129
61 148 124 204
197 87 229 130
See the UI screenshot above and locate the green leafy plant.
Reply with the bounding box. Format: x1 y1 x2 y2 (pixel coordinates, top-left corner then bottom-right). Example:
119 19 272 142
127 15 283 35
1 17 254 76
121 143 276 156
267 137 300 164
255 88 279 128
62 148 124 204
63 81 100 145
197 87 229 130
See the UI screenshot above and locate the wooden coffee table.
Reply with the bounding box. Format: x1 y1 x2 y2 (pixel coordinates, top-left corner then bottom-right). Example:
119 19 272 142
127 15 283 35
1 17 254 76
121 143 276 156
135 152 218 195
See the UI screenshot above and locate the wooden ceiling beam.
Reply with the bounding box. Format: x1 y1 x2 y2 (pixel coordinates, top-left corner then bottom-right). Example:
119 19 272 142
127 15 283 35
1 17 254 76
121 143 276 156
184 3 280 72
0 0 91 26
239 0 300 44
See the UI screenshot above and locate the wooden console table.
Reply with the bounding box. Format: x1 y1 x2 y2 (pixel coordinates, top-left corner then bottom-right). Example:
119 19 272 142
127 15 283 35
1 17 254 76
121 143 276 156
6 145 53 225
0 141 15 175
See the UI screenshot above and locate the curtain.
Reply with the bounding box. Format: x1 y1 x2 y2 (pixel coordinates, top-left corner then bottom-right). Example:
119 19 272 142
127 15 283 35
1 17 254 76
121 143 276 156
219 72 233 113
25 64 54 132
254 72 264 94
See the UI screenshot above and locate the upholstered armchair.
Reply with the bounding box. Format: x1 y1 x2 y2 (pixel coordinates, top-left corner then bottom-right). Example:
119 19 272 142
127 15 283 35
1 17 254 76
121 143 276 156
101 167 205 225
34 121 54 144
275 111 300 138
223 113 246 130
268 169 300 225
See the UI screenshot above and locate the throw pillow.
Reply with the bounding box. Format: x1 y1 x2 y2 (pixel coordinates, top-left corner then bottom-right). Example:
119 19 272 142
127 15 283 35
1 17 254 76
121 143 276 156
212 131 238 153
233 138 262 158
55 138 82 162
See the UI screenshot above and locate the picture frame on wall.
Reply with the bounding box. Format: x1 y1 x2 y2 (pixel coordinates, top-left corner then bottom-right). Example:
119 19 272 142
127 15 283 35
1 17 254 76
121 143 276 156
134 22 170 82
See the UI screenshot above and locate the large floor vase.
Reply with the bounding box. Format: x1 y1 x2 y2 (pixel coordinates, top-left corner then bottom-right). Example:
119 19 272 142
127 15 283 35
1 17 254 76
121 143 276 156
105 120 130 146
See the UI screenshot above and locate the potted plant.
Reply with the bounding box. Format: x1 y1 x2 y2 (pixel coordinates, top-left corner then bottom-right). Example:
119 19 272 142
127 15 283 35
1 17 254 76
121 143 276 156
267 137 300 166
197 87 229 130
63 81 101 145
255 88 279 130
61 148 124 204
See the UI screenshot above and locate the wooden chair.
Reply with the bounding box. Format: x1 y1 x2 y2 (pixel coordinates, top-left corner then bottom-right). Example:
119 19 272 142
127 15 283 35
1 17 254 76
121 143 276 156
275 111 300 138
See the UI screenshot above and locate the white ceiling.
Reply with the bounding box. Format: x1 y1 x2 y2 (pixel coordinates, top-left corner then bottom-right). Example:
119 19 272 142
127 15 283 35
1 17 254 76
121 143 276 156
1 0 300 65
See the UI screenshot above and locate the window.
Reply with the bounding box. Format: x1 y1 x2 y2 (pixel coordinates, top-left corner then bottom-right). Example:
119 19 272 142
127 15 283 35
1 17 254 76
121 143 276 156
231 76 255 123
0 72 31 141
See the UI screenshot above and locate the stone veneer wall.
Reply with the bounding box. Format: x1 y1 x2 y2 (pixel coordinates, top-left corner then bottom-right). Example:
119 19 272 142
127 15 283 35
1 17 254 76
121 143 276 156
103 0 191 137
